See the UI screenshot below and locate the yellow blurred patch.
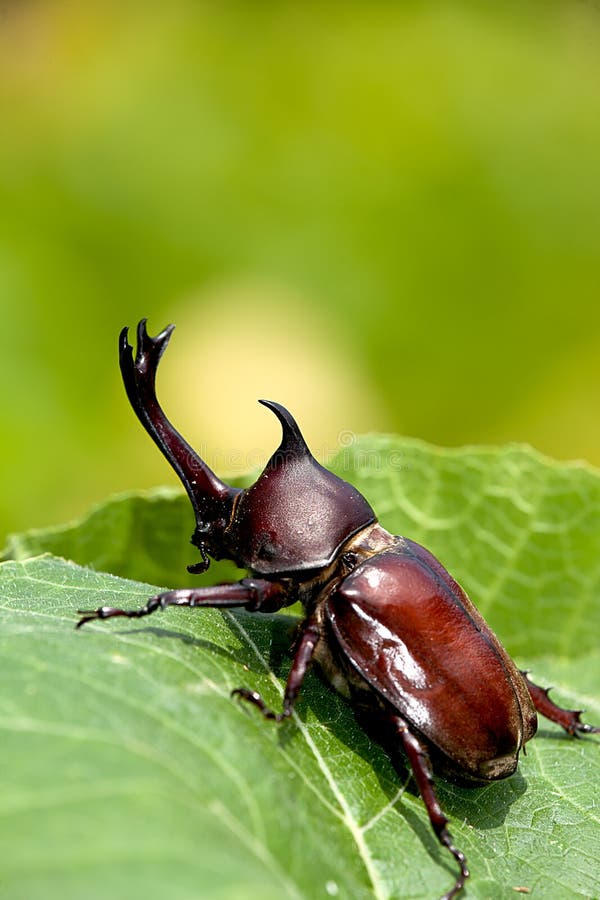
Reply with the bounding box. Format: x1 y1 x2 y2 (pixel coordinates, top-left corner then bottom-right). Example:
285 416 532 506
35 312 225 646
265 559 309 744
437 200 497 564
158 281 386 474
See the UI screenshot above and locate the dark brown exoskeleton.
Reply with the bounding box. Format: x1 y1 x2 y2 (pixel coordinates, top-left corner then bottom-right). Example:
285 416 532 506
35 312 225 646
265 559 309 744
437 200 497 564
78 320 600 900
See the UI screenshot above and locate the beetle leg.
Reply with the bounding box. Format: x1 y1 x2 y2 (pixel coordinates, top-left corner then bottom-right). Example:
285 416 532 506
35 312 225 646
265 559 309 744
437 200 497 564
520 671 600 736
232 614 320 722
76 578 288 629
390 713 469 900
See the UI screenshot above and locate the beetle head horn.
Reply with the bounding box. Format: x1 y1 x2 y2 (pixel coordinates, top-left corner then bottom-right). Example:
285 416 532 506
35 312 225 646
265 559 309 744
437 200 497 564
119 320 240 571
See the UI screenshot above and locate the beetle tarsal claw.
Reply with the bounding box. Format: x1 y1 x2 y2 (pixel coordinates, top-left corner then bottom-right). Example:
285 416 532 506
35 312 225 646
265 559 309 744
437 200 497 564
573 719 600 736
439 829 469 900
75 612 97 629
75 606 115 629
231 688 287 722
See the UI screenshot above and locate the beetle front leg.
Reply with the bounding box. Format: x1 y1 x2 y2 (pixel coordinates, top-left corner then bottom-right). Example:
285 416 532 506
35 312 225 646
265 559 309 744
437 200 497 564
390 713 469 900
521 671 600 736
232 614 320 722
76 578 288 629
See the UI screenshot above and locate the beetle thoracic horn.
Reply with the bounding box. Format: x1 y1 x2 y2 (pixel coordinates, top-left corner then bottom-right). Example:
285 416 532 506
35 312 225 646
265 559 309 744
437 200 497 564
119 320 239 531
258 399 311 460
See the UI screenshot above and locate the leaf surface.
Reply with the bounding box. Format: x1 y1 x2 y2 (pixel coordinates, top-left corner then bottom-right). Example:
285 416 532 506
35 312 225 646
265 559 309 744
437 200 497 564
1 438 599 899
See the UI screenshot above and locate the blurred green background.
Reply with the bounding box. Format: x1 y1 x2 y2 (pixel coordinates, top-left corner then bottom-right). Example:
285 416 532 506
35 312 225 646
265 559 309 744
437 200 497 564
1 0 600 545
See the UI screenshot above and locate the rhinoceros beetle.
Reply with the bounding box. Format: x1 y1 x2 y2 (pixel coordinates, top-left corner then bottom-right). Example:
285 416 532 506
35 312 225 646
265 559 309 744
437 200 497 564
78 319 599 900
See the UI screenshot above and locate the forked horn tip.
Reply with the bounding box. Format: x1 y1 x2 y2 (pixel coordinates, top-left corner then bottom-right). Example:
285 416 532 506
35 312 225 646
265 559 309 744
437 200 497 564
136 318 175 346
119 325 131 349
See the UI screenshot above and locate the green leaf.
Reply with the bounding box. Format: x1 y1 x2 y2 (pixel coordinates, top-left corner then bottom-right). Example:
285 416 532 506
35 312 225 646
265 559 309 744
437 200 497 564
1 438 600 899
1 486 250 589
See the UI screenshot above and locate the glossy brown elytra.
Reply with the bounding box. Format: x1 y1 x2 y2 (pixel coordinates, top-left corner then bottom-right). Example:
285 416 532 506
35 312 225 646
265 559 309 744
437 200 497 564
78 320 600 899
